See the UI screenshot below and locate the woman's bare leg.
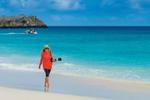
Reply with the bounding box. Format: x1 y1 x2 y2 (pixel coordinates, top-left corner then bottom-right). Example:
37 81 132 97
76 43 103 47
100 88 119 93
46 77 50 92
44 77 47 92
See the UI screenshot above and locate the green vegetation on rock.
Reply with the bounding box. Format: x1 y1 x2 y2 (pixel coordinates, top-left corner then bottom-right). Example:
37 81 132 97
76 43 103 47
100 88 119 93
0 16 47 28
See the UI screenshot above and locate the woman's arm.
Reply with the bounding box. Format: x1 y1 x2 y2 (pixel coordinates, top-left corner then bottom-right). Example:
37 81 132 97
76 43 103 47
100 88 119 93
39 52 43 69
50 51 55 62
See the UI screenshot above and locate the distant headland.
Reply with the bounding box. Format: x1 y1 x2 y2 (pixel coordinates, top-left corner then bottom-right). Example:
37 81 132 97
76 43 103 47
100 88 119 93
0 16 47 28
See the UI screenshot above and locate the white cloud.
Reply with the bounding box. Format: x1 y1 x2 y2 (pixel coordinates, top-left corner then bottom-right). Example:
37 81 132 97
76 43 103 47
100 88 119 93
130 0 150 10
49 0 83 10
9 0 38 8
100 0 114 6
129 0 142 10
10 0 22 7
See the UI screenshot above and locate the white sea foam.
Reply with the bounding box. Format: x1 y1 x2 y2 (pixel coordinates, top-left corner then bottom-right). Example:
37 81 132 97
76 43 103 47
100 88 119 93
0 63 40 72
7 32 25 35
0 61 149 81
7 32 17 35
53 63 144 81
0 32 26 35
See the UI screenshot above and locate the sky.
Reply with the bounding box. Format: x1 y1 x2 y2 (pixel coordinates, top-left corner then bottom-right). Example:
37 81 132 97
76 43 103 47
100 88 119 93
0 0 150 26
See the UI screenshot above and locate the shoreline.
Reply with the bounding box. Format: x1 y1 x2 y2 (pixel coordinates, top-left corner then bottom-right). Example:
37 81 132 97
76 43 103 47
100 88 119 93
1 67 150 85
54 72 150 85
0 67 150 85
0 69 150 100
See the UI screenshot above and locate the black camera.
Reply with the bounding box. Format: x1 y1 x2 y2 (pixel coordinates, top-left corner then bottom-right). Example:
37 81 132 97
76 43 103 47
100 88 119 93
51 58 62 62
58 58 62 61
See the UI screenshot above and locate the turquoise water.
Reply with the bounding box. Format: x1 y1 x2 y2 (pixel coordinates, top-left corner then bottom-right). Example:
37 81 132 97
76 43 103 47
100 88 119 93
0 27 150 81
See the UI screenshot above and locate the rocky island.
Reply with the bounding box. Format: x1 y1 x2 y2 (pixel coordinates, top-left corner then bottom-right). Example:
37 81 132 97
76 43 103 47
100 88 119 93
0 16 47 28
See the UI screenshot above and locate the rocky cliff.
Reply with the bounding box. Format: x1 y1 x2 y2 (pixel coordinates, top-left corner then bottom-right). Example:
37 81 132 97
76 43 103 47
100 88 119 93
0 16 47 28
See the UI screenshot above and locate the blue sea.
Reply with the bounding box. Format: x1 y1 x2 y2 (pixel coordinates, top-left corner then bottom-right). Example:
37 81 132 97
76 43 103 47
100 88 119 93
0 27 150 82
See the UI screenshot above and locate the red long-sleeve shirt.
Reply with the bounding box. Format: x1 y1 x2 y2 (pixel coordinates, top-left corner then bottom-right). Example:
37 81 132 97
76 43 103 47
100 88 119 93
39 51 53 70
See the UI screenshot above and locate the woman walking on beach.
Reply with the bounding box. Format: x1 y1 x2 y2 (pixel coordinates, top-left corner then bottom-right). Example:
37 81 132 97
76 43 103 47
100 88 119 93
39 45 53 92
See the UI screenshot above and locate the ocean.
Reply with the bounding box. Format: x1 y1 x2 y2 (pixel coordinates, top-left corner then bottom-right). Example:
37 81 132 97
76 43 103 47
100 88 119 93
0 27 150 82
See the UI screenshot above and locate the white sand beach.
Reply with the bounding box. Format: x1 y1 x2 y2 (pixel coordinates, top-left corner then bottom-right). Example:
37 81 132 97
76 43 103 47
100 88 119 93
0 87 100 100
0 69 150 100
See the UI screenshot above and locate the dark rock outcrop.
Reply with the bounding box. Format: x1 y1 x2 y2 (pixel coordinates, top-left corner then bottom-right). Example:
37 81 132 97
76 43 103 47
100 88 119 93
0 16 47 28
